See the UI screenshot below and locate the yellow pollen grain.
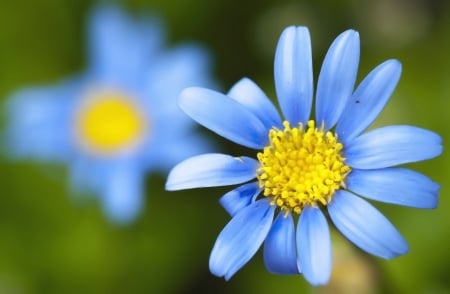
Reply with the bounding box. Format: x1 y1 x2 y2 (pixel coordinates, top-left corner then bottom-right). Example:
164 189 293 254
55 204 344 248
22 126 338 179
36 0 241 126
257 120 351 214
75 91 146 155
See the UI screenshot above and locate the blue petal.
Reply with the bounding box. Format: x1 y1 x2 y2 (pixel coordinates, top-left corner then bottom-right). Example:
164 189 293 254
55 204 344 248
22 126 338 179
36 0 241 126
315 30 360 130
165 153 259 190
209 198 275 280
142 129 213 172
328 190 409 259
87 4 164 85
228 77 282 131
101 163 144 224
336 60 402 143
143 44 216 132
179 87 268 149
297 207 332 286
219 182 262 216
274 26 313 125
4 79 81 162
263 212 299 275
344 126 443 169
346 168 439 209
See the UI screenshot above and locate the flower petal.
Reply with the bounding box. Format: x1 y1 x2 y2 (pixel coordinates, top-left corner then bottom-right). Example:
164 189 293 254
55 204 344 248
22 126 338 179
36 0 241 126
165 153 258 190
297 207 332 286
328 190 409 259
336 59 402 143
4 79 81 162
315 30 360 130
344 126 443 169
219 182 262 216
179 87 268 149
143 130 212 172
274 26 313 125
228 77 282 131
346 168 439 209
101 163 144 224
263 212 299 275
143 44 216 132
88 4 163 84
209 198 275 280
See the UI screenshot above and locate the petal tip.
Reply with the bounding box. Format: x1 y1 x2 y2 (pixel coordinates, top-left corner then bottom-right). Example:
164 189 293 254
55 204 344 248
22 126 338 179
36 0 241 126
178 86 201 103
164 170 180 191
387 241 409 259
345 29 360 39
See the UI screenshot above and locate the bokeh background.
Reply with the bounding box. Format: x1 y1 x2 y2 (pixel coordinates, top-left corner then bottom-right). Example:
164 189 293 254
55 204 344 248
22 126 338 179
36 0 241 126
0 0 449 293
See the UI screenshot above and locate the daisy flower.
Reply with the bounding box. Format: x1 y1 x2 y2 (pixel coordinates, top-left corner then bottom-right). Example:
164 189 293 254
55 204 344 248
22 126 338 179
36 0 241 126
166 26 442 285
4 5 215 224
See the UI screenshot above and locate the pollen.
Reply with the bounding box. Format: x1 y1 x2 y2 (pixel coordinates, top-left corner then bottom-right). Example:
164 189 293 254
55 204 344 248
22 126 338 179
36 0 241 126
74 90 147 155
257 120 350 214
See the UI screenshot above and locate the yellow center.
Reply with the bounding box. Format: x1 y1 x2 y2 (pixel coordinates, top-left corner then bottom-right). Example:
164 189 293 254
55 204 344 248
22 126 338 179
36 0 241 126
257 120 351 214
75 90 147 155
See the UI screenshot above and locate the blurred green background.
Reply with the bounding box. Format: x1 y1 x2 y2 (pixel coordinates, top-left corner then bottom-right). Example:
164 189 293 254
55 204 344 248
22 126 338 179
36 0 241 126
0 0 449 293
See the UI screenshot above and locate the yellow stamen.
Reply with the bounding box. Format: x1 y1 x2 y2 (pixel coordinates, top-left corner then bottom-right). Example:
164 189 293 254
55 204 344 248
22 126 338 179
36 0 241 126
74 90 147 155
257 120 350 214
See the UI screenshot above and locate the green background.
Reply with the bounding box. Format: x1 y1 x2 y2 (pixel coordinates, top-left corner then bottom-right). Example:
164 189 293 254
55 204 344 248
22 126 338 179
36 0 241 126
0 0 449 293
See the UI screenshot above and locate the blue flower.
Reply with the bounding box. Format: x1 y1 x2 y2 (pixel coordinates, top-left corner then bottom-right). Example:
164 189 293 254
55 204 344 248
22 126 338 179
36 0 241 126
166 26 442 286
4 5 215 224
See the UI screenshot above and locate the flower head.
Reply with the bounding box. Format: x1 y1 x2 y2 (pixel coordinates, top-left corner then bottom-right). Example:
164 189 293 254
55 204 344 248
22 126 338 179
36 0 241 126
166 26 442 285
4 4 215 224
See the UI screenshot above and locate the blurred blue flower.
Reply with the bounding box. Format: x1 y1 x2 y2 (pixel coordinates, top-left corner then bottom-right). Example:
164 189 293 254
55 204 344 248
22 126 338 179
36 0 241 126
166 26 442 286
4 5 215 224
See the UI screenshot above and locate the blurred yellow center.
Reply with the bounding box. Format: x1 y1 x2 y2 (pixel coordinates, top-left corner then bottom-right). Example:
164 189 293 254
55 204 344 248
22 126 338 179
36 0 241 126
75 91 146 155
257 120 350 214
